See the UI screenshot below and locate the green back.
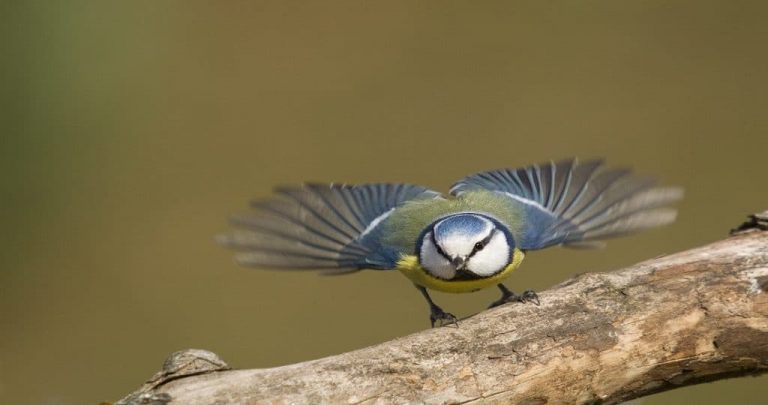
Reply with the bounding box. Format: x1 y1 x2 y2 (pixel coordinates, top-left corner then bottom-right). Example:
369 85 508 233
382 190 523 253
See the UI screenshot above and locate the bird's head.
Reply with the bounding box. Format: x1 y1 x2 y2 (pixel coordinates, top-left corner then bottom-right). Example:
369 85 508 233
417 213 514 280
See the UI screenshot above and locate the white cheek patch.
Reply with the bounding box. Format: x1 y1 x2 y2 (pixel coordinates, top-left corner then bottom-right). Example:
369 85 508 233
467 232 510 277
420 233 456 280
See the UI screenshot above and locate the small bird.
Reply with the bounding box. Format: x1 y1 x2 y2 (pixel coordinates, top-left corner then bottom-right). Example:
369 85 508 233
218 158 682 327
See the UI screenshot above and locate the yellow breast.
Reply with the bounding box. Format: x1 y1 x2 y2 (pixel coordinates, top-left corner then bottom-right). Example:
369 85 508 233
395 249 525 293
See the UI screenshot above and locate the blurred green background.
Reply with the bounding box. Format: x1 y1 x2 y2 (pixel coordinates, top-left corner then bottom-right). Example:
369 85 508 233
2 1 767 404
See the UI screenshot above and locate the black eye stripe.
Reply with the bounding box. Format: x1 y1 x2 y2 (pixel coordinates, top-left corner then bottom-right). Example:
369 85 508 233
468 229 496 259
430 228 497 262
430 231 451 261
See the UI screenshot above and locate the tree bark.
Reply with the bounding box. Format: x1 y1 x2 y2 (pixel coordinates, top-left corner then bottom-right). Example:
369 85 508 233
118 211 768 405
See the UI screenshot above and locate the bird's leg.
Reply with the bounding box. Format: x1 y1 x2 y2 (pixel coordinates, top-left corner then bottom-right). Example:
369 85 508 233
488 284 540 308
416 285 458 328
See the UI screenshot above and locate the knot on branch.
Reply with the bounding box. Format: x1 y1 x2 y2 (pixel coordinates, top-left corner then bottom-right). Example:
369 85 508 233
730 210 768 235
116 349 229 405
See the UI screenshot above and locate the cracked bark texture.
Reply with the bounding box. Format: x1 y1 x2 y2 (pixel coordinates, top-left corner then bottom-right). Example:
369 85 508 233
118 211 768 405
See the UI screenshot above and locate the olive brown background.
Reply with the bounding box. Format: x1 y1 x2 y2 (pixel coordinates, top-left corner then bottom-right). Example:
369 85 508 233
2 1 767 404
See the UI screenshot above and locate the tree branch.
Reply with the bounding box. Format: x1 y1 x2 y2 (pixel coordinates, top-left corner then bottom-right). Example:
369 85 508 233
118 210 768 405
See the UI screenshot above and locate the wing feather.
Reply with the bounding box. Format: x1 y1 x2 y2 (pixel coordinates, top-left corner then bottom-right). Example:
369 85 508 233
219 183 442 271
451 158 682 250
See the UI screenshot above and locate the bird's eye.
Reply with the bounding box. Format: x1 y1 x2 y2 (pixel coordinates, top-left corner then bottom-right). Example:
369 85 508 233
474 242 485 250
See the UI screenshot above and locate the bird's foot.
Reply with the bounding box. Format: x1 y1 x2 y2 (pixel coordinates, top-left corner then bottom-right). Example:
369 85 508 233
488 289 540 308
430 307 458 328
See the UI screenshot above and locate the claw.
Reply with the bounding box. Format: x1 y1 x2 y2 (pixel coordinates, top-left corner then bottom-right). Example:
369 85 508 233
430 308 458 328
488 286 540 308
521 289 540 306
416 285 458 328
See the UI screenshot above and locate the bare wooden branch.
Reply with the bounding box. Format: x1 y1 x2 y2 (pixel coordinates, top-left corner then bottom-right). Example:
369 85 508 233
118 211 768 405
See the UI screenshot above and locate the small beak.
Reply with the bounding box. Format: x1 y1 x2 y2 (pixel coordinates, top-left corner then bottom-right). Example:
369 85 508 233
451 256 466 270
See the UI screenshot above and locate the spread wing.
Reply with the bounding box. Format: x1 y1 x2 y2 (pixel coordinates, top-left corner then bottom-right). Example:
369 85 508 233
217 183 442 273
449 158 683 250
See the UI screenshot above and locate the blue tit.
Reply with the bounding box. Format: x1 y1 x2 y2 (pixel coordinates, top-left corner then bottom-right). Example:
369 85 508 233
218 158 682 327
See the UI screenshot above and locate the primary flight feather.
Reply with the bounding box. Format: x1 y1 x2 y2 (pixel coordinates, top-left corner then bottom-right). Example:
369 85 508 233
218 158 683 326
